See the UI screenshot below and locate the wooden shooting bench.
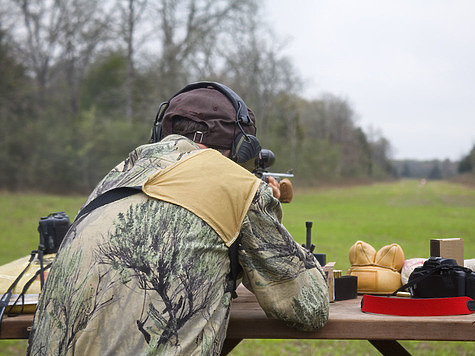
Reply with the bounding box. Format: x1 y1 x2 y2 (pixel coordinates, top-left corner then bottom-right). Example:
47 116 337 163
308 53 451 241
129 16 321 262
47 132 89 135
2 285 475 356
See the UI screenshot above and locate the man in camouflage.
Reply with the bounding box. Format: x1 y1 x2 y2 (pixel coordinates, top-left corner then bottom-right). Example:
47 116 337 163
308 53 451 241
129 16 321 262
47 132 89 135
27 83 329 355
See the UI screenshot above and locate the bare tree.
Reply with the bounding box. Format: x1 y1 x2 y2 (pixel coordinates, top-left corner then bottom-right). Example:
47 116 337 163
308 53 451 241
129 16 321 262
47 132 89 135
116 0 148 121
143 0 257 96
53 0 113 113
8 0 62 107
9 0 113 112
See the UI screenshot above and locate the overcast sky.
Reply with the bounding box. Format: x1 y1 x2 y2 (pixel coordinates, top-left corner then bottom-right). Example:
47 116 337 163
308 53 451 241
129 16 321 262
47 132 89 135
264 0 475 161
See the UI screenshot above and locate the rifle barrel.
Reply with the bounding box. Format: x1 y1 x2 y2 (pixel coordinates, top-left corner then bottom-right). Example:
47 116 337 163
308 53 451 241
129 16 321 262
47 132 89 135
262 172 294 178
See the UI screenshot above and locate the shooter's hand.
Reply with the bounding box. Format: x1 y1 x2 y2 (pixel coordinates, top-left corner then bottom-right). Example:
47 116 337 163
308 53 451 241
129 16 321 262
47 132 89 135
279 178 293 203
267 176 281 201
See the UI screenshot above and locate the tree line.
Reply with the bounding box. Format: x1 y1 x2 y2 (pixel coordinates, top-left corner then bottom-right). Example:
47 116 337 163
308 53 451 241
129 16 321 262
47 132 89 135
458 144 475 175
393 159 459 180
392 146 475 180
0 0 395 193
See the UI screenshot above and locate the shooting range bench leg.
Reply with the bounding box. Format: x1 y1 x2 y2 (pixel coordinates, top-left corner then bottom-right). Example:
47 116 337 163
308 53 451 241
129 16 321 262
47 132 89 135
369 339 411 356
220 338 242 355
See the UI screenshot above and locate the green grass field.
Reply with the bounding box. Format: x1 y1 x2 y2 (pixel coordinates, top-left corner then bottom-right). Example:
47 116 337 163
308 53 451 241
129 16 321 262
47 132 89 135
1 179 474 355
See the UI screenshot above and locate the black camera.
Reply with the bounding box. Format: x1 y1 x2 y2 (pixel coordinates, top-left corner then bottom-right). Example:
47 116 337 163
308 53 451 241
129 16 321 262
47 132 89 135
37 212 71 254
408 257 475 299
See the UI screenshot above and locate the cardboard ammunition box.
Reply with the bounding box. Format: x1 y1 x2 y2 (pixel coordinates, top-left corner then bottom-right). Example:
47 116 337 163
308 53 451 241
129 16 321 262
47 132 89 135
323 262 335 302
430 238 464 266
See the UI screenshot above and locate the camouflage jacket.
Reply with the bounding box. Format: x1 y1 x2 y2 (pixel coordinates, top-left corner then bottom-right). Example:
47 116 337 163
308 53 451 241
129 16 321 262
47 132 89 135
27 135 329 356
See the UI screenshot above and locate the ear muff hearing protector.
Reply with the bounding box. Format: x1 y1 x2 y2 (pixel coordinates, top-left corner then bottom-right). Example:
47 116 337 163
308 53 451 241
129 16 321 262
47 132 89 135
230 132 261 164
150 81 261 164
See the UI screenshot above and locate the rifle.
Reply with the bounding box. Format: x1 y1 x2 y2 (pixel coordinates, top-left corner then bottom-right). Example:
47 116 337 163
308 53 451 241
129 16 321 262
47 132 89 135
253 149 294 203
253 149 294 182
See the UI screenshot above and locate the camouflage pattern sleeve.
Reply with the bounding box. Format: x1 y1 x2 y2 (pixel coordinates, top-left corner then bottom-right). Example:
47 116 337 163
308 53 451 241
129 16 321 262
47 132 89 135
238 183 329 331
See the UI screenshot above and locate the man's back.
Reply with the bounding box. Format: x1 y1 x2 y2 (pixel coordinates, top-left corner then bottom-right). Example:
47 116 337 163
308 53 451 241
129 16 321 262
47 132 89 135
27 136 248 355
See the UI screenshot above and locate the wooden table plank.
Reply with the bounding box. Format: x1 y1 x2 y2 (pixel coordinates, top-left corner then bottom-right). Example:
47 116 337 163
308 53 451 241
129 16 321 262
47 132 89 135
2 285 475 343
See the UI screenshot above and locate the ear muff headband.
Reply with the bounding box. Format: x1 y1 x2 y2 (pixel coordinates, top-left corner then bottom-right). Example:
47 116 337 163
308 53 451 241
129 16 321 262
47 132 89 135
151 101 169 143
